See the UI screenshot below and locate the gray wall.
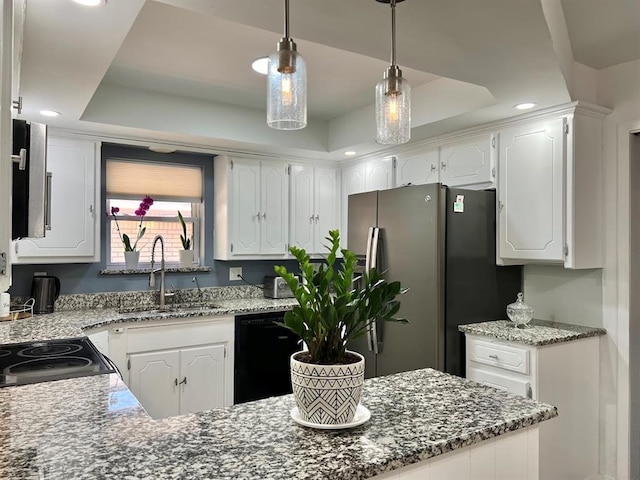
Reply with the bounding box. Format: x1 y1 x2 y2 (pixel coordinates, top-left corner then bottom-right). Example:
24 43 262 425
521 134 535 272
9 144 298 295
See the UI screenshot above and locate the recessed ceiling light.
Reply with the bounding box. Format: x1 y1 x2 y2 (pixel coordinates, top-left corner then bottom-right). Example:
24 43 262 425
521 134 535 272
148 146 176 154
40 110 60 117
344 151 357 156
515 102 537 110
72 0 106 6
251 57 269 75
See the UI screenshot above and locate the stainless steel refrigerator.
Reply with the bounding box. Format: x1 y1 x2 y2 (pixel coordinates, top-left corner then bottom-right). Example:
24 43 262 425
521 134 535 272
348 183 522 378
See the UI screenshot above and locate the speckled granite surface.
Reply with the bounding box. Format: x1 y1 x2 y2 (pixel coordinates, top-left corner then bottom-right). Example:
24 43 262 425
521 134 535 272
99 265 211 275
459 319 606 346
0 296 298 344
0 368 557 480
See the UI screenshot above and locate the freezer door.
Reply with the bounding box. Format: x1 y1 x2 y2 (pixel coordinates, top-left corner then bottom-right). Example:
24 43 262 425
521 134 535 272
375 184 445 376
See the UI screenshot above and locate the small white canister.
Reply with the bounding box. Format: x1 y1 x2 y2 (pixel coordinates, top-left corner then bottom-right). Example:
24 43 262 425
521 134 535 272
0 292 10 318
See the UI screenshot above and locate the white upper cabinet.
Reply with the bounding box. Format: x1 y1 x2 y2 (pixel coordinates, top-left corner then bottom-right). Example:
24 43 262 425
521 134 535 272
395 148 439 187
498 118 565 262
439 134 495 188
214 156 289 259
365 156 394 191
13 136 100 263
393 135 495 189
497 105 608 268
290 165 339 254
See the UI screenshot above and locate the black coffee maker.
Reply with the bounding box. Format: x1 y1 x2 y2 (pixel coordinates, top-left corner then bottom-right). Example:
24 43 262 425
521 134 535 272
30 275 61 314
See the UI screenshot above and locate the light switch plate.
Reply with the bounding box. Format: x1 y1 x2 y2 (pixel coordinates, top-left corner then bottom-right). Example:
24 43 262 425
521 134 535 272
229 267 242 281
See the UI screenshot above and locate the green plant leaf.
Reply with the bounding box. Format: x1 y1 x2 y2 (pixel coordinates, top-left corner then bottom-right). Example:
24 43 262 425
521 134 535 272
274 229 407 365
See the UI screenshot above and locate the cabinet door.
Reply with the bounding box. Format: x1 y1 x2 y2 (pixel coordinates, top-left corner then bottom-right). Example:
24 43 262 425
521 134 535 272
314 167 339 252
467 366 531 398
231 158 261 255
15 137 98 262
260 162 289 254
498 119 565 261
365 157 394 191
129 350 180 419
395 149 439 186
179 344 226 415
440 135 494 187
289 164 314 252
340 164 366 249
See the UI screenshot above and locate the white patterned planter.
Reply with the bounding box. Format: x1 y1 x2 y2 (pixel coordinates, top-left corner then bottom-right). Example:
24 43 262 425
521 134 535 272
290 351 365 425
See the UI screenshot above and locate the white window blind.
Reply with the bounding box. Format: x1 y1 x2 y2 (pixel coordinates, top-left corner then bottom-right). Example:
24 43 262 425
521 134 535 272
106 159 203 200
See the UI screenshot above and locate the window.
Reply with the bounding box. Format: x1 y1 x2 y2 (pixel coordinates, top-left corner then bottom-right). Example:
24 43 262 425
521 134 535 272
106 159 203 267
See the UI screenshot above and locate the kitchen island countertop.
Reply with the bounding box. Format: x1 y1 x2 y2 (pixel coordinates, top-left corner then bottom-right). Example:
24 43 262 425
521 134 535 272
0 367 557 480
458 319 606 346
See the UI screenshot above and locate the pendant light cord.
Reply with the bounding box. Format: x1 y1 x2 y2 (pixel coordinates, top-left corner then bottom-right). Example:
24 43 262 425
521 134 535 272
284 0 290 39
390 0 397 66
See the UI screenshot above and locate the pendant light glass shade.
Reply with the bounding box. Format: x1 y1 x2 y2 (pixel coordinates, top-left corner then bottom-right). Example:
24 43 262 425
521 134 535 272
267 42 307 130
376 67 411 144
375 0 411 144
267 0 307 130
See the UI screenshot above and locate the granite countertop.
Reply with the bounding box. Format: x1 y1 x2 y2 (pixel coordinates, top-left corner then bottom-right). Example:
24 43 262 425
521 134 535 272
0 296 298 344
0 368 557 480
458 319 606 346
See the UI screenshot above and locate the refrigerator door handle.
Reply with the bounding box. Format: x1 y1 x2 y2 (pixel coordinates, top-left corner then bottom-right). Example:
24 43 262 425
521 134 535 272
365 227 374 272
366 319 374 352
371 227 380 270
371 317 379 354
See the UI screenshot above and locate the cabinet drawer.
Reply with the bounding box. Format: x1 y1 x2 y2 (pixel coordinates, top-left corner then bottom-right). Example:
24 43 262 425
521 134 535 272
468 338 530 374
468 366 532 398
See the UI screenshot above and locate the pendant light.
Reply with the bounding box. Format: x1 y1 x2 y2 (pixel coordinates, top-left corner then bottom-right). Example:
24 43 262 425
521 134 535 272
267 0 307 130
375 0 411 144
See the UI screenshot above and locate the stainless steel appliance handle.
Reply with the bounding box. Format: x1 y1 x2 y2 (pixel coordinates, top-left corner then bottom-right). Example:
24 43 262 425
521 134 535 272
45 172 53 231
366 320 373 352
365 227 374 272
371 227 380 270
371 318 379 354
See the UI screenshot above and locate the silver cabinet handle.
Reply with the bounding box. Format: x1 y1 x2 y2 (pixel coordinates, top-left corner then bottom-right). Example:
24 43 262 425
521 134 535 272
488 354 499 360
441 161 446 169
256 212 261 222
174 378 178 386
310 215 314 224
430 164 437 172
262 212 266 219
315 214 319 223
45 172 53 231
179 377 187 385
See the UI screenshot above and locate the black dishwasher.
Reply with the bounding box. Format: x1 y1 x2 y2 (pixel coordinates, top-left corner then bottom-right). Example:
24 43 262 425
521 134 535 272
234 311 301 404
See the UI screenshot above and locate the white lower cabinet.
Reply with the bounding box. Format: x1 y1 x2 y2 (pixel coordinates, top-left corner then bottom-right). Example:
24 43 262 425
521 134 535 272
105 316 234 420
129 344 225 419
465 334 599 480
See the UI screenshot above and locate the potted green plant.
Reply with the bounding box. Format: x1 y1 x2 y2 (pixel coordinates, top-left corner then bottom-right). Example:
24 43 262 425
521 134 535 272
275 229 407 426
178 211 193 268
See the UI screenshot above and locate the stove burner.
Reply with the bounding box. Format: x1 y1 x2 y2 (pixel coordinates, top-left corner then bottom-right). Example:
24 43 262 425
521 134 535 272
17 343 83 358
0 350 11 358
4 356 93 378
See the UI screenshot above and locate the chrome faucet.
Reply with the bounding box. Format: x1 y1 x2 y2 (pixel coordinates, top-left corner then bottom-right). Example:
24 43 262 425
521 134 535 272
150 235 167 307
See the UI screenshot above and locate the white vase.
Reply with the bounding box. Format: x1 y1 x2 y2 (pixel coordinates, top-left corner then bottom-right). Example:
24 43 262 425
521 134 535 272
124 250 140 270
290 350 365 425
179 249 194 268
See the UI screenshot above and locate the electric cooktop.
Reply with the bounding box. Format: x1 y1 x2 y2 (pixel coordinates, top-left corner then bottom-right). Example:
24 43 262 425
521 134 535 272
0 337 115 388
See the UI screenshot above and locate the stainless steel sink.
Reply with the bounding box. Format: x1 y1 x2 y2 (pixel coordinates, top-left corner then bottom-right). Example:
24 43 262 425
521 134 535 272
117 305 176 314
173 302 223 311
117 303 222 315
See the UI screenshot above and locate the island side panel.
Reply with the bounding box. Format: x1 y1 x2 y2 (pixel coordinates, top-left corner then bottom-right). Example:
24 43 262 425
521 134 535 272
372 426 540 480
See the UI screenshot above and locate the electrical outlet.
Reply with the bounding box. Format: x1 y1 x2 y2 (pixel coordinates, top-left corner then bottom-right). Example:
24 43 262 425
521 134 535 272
229 267 242 281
